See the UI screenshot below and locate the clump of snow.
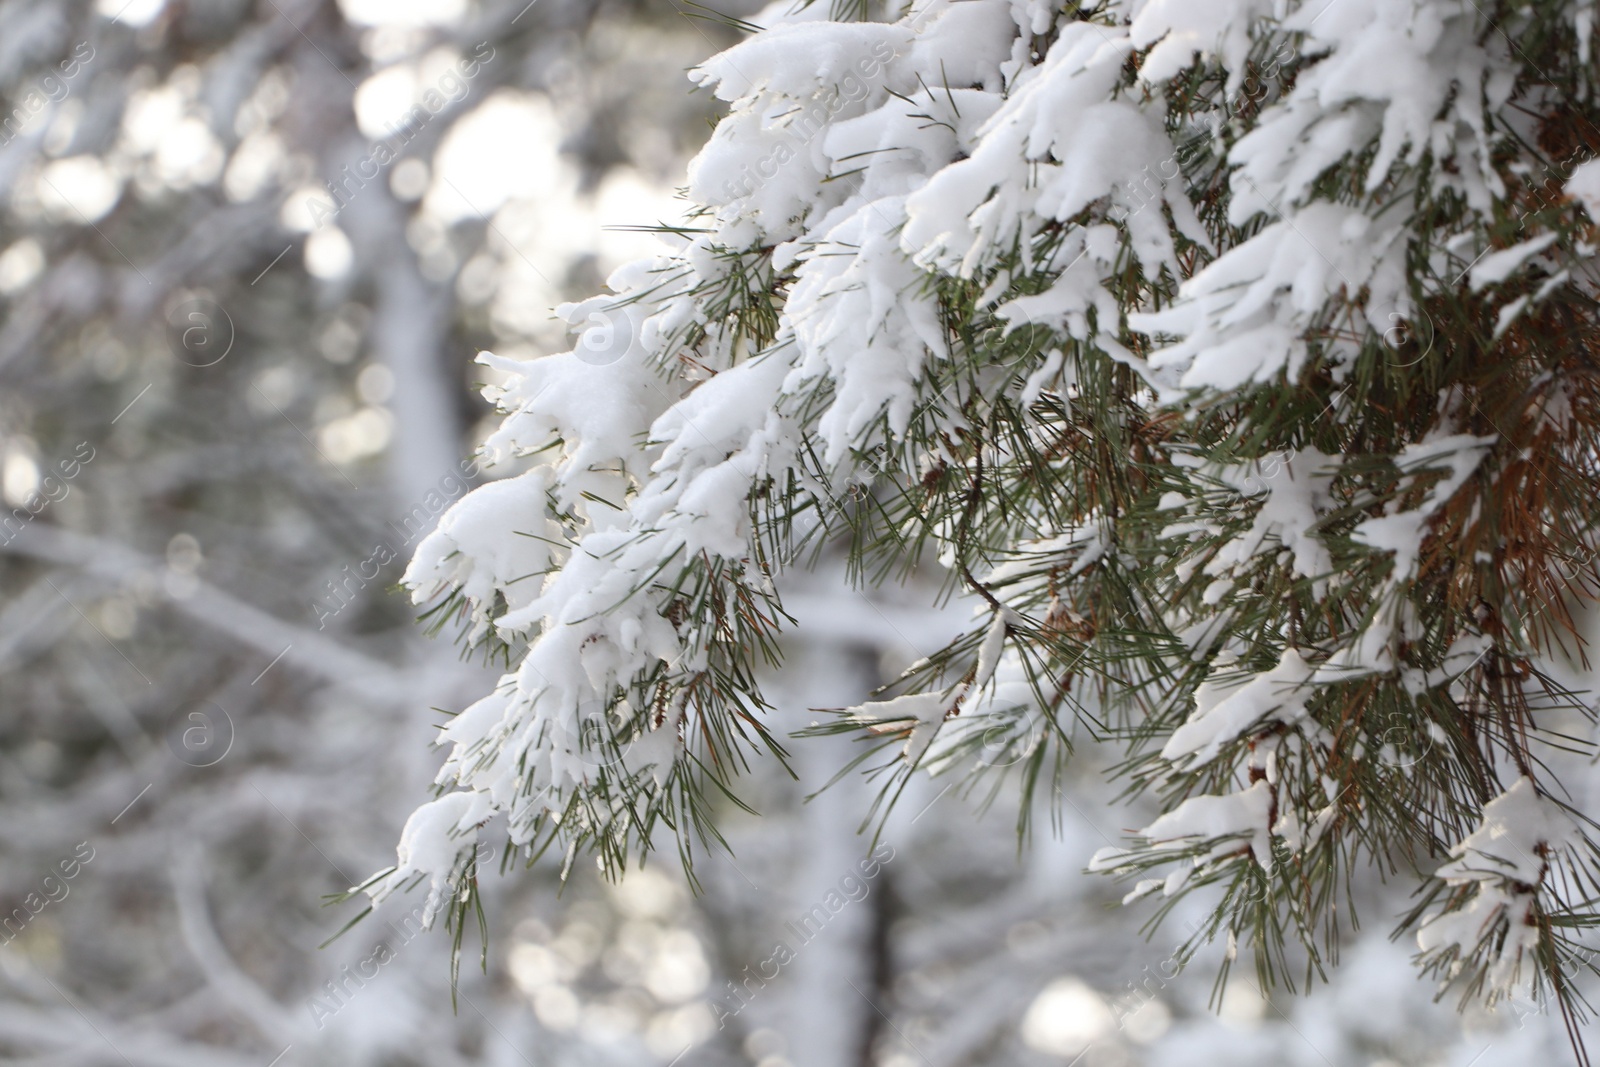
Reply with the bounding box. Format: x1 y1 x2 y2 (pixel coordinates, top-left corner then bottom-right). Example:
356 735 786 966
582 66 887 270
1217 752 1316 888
1162 648 1316 766
1417 778 1579 997
846 610 1019 763
1350 432 1494 587
1566 158 1600 220
1468 233 1559 292
1133 204 1409 391
371 792 495 927
1091 779 1275 881
403 469 563 640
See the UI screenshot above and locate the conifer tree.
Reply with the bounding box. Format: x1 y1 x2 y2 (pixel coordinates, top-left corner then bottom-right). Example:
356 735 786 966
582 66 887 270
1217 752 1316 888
375 0 1600 1046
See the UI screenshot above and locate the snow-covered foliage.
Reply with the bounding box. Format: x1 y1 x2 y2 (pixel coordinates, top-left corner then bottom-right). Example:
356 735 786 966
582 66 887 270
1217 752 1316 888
388 0 1600 1032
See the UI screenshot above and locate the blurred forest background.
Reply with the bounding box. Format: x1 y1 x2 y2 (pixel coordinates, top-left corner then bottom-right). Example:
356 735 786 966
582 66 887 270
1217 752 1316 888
0 1 1579 1064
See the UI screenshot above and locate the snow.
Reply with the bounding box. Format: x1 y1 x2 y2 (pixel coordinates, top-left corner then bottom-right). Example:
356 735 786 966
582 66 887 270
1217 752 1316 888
1091 779 1275 877
403 470 563 639
784 195 949 463
1432 777 1577 887
1350 432 1494 586
689 22 912 104
1161 649 1316 766
845 609 1017 763
1494 294 1532 339
972 610 1010 690
1130 0 1276 90
1417 778 1580 996
902 21 1186 287
1134 203 1409 391
1566 158 1600 221
1140 780 1273 863
849 689 954 763
1468 233 1560 292
1182 449 1336 585
373 792 495 926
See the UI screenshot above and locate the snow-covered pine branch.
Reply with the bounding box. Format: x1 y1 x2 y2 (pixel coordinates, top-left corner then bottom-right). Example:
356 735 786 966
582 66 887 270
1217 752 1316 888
379 0 1600 1034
